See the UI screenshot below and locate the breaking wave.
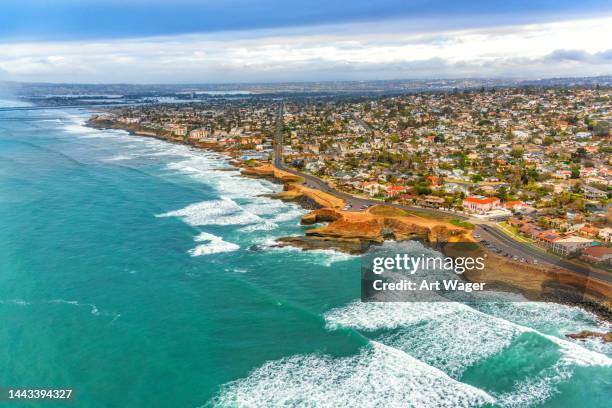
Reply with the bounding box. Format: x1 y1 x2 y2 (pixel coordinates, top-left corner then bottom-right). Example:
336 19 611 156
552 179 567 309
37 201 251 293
157 197 263 227
210 341 493 408
188 232 240 256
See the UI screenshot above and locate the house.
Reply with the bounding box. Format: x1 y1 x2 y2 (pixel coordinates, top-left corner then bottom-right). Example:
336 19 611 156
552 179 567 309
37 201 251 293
598 227 612 243
539 234 595 256
580 168 598 178
577 226 599 239
575 131 592 139
427 176 441 186
418 195 445 208
385 185 409 198
462 195 501 214
189 128 210 140
519 223 542 239
582 185 607 200
362 181 384 197
504 201 526 211
580 246 612 265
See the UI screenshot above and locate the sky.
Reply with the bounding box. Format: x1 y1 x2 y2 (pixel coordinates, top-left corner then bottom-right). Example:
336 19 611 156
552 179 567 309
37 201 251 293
0 0 611 83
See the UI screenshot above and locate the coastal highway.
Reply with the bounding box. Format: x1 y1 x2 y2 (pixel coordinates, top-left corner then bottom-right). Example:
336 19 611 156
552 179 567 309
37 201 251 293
475 223 611 282
272 103 611 281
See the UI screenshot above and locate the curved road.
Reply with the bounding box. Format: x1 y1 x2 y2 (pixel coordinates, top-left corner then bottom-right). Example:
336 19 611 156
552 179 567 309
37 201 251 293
273 103 610 282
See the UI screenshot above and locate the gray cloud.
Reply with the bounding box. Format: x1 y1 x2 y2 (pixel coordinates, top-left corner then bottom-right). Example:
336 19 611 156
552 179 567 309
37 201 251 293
1 17 611 83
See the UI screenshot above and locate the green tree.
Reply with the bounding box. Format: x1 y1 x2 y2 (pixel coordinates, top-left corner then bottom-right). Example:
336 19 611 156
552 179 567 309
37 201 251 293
570 165 580 179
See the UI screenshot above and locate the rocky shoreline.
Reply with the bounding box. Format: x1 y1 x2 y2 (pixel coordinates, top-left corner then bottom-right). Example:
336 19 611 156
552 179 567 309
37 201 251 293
242 165 470 253
242 163 612 320
86 116 612 322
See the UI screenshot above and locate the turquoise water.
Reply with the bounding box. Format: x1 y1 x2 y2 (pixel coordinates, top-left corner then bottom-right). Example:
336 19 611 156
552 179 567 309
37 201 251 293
0 104 610 407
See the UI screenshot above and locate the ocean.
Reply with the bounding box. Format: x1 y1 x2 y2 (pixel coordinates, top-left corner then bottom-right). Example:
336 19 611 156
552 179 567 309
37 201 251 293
0 103 610 407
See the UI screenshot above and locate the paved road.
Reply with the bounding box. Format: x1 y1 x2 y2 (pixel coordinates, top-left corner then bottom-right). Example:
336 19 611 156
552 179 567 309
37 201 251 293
475 224 610 282
273 104 610 281
350 112 373 134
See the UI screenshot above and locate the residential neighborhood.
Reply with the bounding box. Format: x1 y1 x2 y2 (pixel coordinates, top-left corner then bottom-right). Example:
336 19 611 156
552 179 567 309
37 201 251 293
90 86 612 266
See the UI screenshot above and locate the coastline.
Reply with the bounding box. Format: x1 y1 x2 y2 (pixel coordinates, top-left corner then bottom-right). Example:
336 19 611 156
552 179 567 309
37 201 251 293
86 115 612 323
245 162 612 321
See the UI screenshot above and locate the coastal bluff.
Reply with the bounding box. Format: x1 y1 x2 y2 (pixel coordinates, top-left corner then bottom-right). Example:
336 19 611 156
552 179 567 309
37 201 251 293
241 164 470 254
241 163 612 317
278 206 469 254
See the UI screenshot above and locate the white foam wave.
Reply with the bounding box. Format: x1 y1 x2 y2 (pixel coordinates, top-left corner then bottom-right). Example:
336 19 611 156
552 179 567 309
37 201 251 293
475 302 610 334
325 302 461 331
157 197 263 227
325 302 520 378
254 239 357 265
308 249 359 266
104 154 135 161
188 232 239 256
211 341 494 408
495 362 572 408
269 208 306 223
324 300 611 381
166 156 279 199
241 199 289 216
543 333 612 367
238 221 278 232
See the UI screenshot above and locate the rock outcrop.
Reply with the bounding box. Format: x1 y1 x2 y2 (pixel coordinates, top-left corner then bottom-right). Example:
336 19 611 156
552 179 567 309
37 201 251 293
275 205 468 254
566 330 612 343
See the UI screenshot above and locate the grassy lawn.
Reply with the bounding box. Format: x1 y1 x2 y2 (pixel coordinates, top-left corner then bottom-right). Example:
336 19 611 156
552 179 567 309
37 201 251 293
449 219 475 229
495 222 556 257
497 222 533 244
369 205 410 217
395 207 454 221
287 176 305 185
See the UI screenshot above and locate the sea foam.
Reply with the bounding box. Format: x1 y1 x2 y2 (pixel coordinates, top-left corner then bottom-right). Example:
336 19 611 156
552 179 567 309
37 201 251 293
157 197 263 227
188 232 239 256
210 341 494 408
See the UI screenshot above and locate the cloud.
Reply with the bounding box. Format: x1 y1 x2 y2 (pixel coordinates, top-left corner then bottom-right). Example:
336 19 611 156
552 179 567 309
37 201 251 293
2 0 609 42
542 48 612 65
545 49 591 62
0 16 611 83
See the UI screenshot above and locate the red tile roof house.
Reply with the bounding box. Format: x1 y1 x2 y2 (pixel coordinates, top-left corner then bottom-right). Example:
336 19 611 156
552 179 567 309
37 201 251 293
537 230 561 251
462 195 501 214
385 185 409 198
427 176 440 186
519 223 542 239
580 246 612 265
508 217 524 227
537 231 595 256
504 201 527 211
578 226 600 239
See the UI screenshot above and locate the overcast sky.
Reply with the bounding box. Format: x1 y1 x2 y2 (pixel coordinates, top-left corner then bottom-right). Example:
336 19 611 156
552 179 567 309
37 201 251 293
1 0 611 83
